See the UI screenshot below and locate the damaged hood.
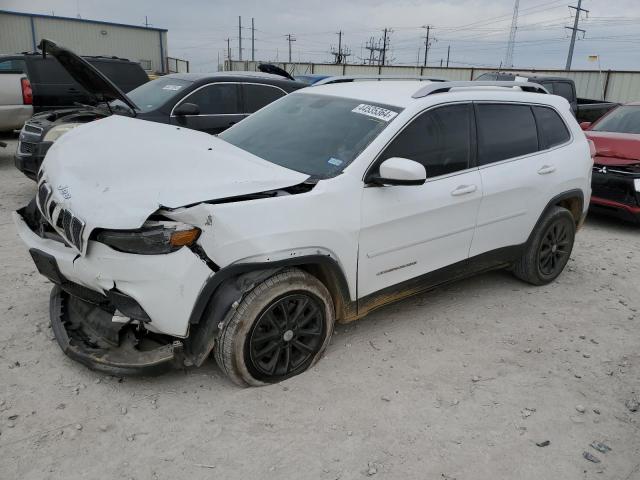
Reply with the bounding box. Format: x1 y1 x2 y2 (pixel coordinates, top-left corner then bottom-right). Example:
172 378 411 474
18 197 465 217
40 115 309 234
586 131 640 166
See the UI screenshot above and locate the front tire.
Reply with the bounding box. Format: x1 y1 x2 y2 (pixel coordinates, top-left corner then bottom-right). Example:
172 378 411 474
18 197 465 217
215 268 335 386
512 206 576 285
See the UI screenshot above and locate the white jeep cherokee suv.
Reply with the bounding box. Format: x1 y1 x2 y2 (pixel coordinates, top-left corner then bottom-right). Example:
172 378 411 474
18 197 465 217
14 80 592 385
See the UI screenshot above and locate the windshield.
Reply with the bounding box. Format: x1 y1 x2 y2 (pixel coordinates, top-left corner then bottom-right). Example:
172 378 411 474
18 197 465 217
592 106 640 134
110 77 193 113
219 93 402 178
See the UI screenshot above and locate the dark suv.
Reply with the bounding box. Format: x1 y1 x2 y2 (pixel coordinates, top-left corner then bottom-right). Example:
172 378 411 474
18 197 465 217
15 40 307 180
0 52 148 112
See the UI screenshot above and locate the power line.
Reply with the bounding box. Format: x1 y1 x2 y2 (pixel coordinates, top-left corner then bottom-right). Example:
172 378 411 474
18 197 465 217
565 0 588 70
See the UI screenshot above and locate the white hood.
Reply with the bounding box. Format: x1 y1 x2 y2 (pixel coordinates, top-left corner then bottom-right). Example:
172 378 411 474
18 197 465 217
39 115 308 238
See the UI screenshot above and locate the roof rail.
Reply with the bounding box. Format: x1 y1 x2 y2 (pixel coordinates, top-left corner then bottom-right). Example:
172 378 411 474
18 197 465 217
412 81 549 98
313 75 447 86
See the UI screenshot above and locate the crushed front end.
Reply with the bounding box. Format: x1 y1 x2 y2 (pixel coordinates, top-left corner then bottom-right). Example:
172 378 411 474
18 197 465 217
14 197 213 375
590 162 640 223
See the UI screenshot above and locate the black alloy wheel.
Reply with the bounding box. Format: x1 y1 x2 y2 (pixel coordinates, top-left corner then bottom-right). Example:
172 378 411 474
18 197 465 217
246 293 326 381
537 217 572 277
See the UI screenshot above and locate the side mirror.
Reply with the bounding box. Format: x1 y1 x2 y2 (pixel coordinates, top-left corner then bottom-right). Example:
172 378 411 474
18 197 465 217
173 102 200 116
368 157 426 186
580 121 592 131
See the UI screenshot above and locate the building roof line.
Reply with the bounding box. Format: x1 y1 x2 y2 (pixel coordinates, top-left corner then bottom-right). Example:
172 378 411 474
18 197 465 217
0 9 168 32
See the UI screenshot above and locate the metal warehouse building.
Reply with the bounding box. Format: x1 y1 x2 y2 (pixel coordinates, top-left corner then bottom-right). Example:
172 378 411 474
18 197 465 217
0 9 168 73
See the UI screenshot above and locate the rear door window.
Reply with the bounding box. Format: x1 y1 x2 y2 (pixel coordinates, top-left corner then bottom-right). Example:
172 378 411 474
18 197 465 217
533 106 571 148
183 83 240 114
380 103 473 177
552 82 574 103
476 103 539 165
0 58 26 72
243 84 286 113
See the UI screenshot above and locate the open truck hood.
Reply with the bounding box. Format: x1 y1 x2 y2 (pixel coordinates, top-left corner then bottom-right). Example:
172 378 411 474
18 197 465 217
39 116 309 240
39 38 138 111
586 131 640 166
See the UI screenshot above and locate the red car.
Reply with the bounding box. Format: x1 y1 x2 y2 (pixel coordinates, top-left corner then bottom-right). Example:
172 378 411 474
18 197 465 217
581 103 640 223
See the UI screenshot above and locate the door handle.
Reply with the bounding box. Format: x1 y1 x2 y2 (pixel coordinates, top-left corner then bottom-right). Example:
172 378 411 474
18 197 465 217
537 165 556 175
451 184 477 196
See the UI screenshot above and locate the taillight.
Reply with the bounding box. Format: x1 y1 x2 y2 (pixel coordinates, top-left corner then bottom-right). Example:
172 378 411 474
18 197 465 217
587 139 596 159
21 77 33 105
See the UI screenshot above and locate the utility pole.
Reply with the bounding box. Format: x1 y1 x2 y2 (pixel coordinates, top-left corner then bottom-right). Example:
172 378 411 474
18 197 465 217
285 34 296 63
504 0 519 67
144 16 150 28
381 28 389 66
565 0 588 70
422 25 433 67
226 38 232 65
251 18 255 62
446 45 450 67
331 30 352 64
238 16 242 61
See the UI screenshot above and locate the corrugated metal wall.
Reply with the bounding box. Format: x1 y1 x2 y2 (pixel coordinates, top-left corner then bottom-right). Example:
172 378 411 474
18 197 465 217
228 60 640 103
0 12 167 73
0 14 34 54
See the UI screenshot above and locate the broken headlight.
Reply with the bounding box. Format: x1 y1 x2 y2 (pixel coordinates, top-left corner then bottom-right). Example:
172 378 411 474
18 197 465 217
96 222 200 255
43 123 82 142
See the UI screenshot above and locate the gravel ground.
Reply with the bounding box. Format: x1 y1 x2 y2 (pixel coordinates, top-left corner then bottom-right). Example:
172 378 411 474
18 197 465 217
1 134 639 480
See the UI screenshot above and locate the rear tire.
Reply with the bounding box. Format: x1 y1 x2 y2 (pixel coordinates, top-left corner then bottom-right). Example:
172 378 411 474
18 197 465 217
512 206 575 285
215 268 335 386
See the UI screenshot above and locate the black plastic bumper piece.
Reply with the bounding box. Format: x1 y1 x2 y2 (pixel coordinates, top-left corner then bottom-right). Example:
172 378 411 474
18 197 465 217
49 286 181 376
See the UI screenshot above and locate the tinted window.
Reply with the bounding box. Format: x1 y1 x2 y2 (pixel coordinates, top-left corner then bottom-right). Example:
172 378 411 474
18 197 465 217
220 93 400 178
27 58 77 84
88 60 148 92
592 105 640 134
380 103 472 177
0 59 25 72
539 82 554 94
553 82 574 103
185 83 239 114
533 106 570 148
244 84 285 113
476 104 538 165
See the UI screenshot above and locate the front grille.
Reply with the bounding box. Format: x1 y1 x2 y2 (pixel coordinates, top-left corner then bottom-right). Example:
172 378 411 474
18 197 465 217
37 180 86 252
37 181 52 211
19 141 36 154
24 124 43 135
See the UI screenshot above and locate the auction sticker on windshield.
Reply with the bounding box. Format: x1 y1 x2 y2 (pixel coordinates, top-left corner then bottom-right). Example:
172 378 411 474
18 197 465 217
352 104 398 122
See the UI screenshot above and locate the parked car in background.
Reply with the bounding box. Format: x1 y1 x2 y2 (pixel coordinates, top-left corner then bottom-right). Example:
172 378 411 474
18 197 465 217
475 72 619 123
295 74 331 85
581 103 640 223
15 40 307 180
0 58 32 131
14 80 591 384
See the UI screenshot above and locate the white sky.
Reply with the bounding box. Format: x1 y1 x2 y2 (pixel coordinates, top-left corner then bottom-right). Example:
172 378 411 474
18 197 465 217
4 0 640 71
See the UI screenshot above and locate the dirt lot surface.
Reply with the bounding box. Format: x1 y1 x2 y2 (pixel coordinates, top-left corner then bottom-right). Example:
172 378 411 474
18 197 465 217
0 134 639 480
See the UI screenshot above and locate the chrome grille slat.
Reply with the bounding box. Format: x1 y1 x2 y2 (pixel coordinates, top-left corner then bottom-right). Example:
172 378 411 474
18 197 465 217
37 180 85 252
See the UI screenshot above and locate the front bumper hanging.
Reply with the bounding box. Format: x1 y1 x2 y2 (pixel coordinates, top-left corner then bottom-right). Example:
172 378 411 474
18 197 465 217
49 285 182 376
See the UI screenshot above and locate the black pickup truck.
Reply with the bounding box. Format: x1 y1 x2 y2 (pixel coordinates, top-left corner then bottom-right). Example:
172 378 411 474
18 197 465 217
475 72 619 123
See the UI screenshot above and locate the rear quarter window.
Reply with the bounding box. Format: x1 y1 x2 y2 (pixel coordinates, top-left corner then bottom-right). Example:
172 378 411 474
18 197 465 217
88 60 148 92
476 103 539 165
532 106 571 148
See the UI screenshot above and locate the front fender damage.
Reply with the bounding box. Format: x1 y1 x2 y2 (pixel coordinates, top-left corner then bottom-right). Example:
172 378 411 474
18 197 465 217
184 268 281 366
